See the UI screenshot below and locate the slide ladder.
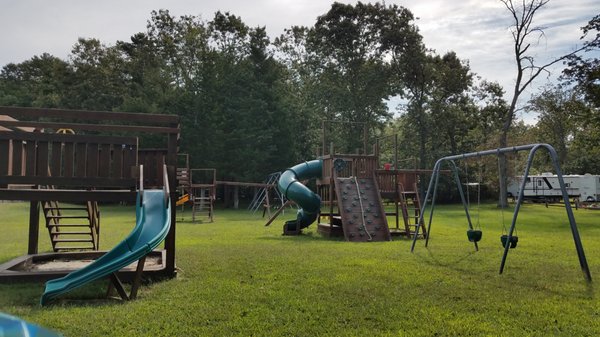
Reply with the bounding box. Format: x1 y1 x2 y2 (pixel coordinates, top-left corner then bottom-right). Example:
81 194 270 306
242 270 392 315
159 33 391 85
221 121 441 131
42 196 100 252
334 176 391 242
398 183 426 238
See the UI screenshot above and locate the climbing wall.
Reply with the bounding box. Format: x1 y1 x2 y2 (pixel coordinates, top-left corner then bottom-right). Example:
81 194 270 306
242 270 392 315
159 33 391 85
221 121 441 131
334 176 391 242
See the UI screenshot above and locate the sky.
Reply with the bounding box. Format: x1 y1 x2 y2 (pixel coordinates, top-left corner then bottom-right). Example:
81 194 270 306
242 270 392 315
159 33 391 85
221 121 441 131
0 0 598 121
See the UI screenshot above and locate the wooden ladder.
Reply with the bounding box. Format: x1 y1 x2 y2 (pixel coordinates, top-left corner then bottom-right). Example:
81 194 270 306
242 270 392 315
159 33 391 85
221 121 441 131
398 183 426 238
192 187 214 223
43 197 100 252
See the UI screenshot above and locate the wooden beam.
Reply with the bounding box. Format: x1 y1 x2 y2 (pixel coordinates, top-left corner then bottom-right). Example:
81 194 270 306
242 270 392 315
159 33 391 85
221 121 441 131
0 106 179 125
0 189 136 202
0 121 178 134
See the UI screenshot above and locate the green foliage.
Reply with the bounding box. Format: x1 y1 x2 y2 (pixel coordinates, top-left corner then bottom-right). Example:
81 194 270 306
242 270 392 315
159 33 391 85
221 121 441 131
0 202 599 336
0 53 71 107
1 3 599 180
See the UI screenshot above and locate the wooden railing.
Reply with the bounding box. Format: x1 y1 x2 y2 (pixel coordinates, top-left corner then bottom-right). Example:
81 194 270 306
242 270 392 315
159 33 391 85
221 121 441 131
0 132 138 188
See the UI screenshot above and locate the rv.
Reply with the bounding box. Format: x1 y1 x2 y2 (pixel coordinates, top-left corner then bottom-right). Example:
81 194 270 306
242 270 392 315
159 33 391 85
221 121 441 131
507 173 600 202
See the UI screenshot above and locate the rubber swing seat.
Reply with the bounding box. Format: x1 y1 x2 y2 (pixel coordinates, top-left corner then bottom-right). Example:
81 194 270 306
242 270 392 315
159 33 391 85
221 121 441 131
467 229 482 242
500 234 518 248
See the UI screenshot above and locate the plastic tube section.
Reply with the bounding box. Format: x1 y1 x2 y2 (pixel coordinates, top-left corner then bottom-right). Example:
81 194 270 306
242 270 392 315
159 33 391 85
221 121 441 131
277 159 322 230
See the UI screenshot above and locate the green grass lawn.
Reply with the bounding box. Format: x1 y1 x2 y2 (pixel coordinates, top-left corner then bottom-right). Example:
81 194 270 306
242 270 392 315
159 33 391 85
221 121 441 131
0 201 599 336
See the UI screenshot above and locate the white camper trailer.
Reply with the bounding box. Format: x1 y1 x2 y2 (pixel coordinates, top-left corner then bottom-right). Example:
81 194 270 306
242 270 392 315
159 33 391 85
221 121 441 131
507 173 600 202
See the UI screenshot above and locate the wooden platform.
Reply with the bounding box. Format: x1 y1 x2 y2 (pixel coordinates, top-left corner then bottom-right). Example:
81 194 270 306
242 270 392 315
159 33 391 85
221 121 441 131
317 223 344 238
0 250 169 283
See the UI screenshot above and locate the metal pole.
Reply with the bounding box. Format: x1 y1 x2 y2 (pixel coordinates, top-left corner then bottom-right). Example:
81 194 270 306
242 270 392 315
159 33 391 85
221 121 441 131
498 148 533 275
424 162 443 248
547 146 592 281
450 160 478 251
411 159 441 251
412 143 591 282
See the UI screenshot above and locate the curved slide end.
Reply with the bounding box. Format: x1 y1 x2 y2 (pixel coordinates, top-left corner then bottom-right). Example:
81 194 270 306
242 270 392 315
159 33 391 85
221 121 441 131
277 159 322 231
40 190 171 306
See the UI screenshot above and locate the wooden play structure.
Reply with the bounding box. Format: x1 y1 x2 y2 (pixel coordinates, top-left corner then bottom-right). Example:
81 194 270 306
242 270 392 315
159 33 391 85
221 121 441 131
273 121 431 241
191 168 216 222
314 146 428 241
177 154 191 204
0 106 179 282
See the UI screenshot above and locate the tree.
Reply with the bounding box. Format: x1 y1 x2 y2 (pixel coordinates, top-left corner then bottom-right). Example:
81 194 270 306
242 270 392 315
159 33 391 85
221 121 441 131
497 0 592 207
560 15 600 174
528 85 581 168
62 38 128 111
306 2 420 153
0 53 71 107
563 14 600 109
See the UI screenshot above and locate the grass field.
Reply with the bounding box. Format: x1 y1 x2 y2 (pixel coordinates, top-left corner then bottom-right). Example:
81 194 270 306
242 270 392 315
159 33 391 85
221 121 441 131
0 201 599 336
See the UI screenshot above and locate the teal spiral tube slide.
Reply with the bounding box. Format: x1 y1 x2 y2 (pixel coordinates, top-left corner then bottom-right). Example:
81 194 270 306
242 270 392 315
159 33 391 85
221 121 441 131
277 159 322 230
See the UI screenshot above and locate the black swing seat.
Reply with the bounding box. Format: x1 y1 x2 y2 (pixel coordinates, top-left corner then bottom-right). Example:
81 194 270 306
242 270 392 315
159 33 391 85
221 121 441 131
500 234 518 248
467 229 482 242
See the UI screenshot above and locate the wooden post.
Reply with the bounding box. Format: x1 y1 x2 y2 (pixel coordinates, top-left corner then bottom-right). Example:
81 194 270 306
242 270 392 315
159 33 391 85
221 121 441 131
165 122 179 277
265 188 271 218
394 134 398 169
363 124 367 155
322 120 326 156
28 200 40 254
233 186 239 209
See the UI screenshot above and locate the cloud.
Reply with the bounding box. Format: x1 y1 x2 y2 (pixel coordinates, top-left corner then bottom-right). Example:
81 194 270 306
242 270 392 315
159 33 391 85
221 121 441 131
0 0 597 115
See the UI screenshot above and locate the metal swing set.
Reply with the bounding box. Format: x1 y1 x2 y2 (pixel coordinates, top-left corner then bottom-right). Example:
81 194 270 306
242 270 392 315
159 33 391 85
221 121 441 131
410 143 592 282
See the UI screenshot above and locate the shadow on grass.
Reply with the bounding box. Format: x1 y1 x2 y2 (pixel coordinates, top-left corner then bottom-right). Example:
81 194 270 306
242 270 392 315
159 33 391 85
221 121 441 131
414 246 596 300
257 231 345 242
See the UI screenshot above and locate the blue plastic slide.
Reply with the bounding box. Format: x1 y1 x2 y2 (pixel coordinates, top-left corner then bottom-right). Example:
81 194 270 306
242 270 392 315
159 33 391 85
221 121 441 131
40 189 171 305
0 312 61 337
277 160 322 231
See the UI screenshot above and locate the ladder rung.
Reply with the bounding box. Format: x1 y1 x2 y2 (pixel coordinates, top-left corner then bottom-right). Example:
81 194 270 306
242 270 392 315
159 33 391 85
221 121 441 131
53 238 94 243
44 207 88 210
46 215 89 219
55 247 95 251
47 223 91 227
50 231 92 235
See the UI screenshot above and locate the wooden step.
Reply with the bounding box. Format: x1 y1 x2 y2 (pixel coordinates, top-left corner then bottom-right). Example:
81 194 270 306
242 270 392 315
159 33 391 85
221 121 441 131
46 215 89 219
44 206 88 210
53 238 94 243
55 247 95 251
47 223 91 227
49 231 93 235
